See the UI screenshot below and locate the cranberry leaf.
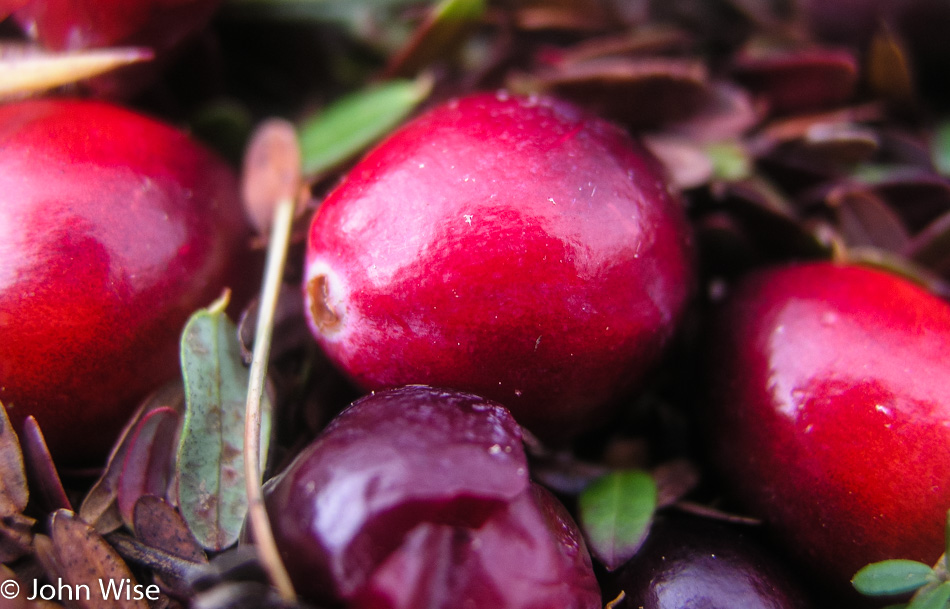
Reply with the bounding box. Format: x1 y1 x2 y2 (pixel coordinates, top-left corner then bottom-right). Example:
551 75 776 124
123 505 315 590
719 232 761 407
298 74 433 176
47 509 150 609
933 121 950 177
577 469 657 571
908 581 950 609
0 402 27 518
852 559 935 596
384 0 485 78
117 407 179 530
177 293 273 551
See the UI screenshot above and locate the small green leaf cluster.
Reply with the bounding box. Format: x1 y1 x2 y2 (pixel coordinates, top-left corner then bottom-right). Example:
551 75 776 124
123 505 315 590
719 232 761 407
853 511 950 609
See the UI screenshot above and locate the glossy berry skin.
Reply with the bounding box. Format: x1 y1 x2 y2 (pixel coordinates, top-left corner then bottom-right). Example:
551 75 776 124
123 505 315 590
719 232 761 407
11 0 221 96
0 99 247 462
304 92 694 440
607 515 814 609
706 262 950 589
12 0 220 51
263 385 601 609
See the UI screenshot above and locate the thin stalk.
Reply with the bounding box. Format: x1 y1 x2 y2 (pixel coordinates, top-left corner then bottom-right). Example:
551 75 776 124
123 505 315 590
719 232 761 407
243 197 296 602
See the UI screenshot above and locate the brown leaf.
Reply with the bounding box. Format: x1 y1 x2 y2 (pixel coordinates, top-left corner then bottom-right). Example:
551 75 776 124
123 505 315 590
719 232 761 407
80 382 185 534
753 103 885 150
133 497 208 596
867 22 915 108
0 402 27 518
0 512 35 563
828 186 910 251
515 57 709 128
241 119 302 236
513 0 636 31
46 510 151 609
117 408 180 530
20 417 71 514
134 497 207 565
237 284 310 367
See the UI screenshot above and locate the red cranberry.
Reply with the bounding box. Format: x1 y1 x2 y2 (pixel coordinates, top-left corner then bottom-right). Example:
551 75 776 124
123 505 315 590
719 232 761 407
11 0 222 96
304 92 694 441
706 262 950 590
263 385 601 608
0 98 248 461
606 515 815 609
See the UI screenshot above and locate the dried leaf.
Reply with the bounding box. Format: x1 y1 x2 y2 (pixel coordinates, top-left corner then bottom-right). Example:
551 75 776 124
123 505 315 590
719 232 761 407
384 0 485 78
829 187 911 251
48 509 152 609
117 408 180 530
0 512 35 563
513 0 631 31
578 469 657 571
867 22 915 107
0 44 152 101
133 497 208 595
80 382 185 534
517 57 709 128
20 417 70 514
134 497 207 565
0 402 27 517
177 294 273 551
298 74 433 177
241 119 302 235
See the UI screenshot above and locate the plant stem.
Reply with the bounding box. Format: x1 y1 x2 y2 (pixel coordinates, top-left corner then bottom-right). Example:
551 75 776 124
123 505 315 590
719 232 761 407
243 196 296 602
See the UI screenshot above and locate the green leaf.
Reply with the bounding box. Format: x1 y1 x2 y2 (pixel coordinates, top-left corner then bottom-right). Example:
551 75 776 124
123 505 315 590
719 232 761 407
577 469 657 571
705 141 751 182
176 293 273 551
853 560 935 597
385 0 485 77
908 582 950 609
932 121 950 177
223 0 415 24
298 74 433 176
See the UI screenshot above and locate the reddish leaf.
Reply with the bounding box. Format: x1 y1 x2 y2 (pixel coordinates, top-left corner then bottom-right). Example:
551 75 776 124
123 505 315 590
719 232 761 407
653 460 701 508
383 0 485 79
829 186 911 251
0 512 34 563
117 407 180 530
516 57 709 127
20 417 70 513
733 45 858 115
80 382 185 534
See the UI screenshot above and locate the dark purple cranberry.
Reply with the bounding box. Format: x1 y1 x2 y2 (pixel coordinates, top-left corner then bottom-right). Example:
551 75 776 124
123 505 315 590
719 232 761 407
263 385 601 609
606 514 815 609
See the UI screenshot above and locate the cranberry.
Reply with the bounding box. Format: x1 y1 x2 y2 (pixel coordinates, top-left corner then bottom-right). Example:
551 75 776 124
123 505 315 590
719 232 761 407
606 515 815 609
705 262 950 590
263 385 601 608
304 92 694 441
0 98 248 462
12 0 219 52
11 0 222 96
